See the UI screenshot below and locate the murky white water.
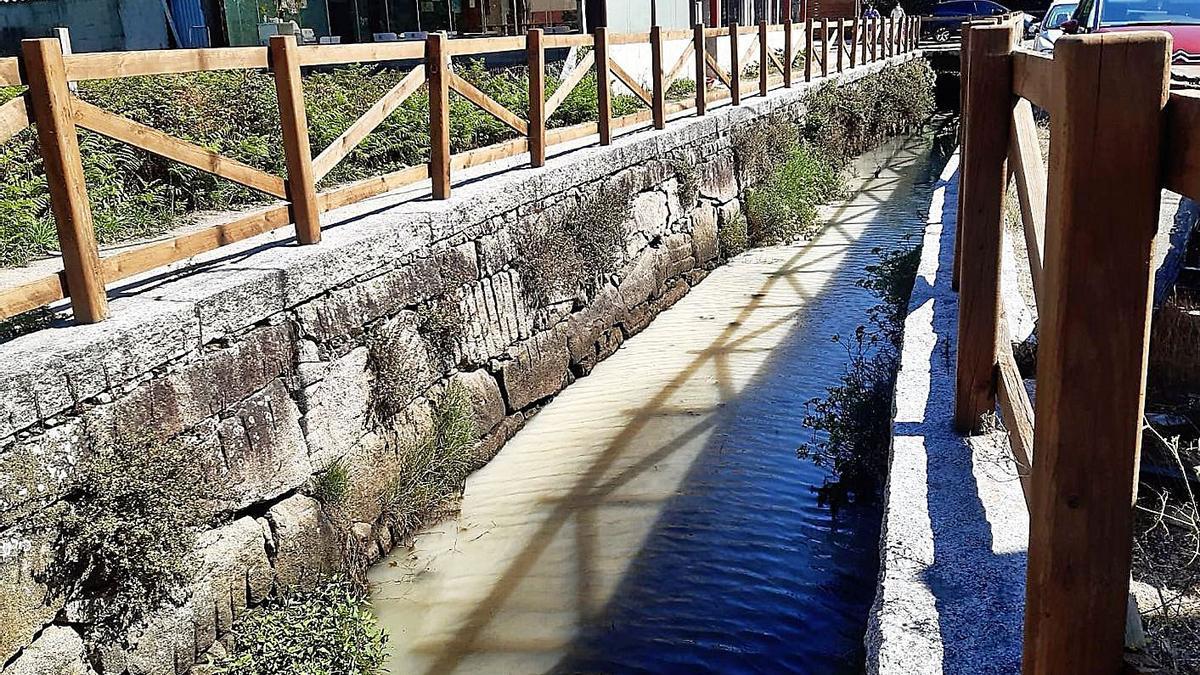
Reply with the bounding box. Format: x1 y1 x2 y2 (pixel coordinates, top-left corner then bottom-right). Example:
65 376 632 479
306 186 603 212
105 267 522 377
367 131 947 675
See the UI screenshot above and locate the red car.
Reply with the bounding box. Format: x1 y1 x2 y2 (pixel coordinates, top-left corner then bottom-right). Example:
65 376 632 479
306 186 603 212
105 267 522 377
1065 0 1200 73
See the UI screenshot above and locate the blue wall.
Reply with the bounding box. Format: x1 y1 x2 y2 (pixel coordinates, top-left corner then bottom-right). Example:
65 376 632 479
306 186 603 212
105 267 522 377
0 0 169 55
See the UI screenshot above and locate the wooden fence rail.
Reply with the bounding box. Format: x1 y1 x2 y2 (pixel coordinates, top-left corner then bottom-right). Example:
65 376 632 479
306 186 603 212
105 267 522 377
0 16 923 324
953 18 1200 674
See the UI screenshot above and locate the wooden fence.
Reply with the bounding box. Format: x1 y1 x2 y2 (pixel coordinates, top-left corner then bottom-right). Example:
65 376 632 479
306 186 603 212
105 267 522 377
953 18 1200 674
0 14 922 325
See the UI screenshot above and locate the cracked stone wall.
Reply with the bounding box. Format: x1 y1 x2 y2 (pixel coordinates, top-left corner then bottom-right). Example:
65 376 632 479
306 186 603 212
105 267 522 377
0 56 913 674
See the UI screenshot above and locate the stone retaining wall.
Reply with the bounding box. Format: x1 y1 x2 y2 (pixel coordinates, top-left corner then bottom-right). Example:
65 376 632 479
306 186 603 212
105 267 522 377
0 55 914 673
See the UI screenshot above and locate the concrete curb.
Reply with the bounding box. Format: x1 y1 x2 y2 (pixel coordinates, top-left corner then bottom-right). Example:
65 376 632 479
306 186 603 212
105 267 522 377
865 150 1030 674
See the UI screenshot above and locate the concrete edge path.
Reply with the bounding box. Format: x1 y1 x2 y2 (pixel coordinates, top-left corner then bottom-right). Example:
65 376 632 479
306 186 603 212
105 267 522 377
866 151 1031 675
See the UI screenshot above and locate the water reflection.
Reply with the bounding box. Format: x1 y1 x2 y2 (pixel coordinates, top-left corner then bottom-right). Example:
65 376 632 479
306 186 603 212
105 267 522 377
368 131 946 675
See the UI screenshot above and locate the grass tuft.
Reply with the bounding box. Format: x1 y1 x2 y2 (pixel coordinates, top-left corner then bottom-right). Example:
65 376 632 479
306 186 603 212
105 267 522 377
379 383 477 539
210 576 388 675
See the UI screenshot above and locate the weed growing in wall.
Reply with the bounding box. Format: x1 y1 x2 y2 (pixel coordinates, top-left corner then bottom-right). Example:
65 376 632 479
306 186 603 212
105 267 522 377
417 297 466 360
719 211 750 259
36 438 209 642
802 59 935 169
312 457 351 507
798 245 920 509
380 383 477 539
519 183 631 306
210 576 388 675
670 153 700 211
733 114 799 187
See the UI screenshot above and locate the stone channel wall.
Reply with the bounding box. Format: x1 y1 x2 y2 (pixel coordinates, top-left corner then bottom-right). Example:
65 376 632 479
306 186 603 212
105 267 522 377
0 56 914 673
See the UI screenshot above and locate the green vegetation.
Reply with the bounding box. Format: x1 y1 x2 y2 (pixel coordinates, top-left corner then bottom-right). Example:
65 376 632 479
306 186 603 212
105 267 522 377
0 61 644 269
669 153 699 210
736 60 935 248
379 382 477 537
211 577 388 675
312 457 351 507
518 181 631 305
803 59 936 168
798 245 920 508
36 437 209 642
745 143 843 245
719 211 750 259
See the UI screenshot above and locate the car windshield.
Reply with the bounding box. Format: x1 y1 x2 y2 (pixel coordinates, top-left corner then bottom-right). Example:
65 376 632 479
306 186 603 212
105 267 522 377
1044 3 1079 26
1099 0 1200 25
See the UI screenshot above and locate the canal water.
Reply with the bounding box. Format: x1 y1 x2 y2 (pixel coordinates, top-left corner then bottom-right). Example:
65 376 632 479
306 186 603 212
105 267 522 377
367 129 950 675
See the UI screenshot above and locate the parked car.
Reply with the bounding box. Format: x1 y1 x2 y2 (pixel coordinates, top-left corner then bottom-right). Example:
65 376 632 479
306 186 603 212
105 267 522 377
1065 0 1200 71
923 0 1013 41
1033 1 1079 50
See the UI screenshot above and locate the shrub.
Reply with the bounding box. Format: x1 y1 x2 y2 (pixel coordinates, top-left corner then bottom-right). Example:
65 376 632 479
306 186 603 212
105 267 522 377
719 211 749 259
518 182 630 305
802 59 935 168
211 577 388 675
745 143 843 245
733 114 799 186
798 245 920 508
380 382 477 538
670 153 700 210
37 438 209 642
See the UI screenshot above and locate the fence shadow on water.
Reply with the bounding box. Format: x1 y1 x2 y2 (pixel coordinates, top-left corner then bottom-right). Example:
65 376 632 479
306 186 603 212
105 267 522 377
369 132 943 674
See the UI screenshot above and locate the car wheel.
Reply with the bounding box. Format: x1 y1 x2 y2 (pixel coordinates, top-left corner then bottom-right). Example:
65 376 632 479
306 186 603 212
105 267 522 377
935 27 952 42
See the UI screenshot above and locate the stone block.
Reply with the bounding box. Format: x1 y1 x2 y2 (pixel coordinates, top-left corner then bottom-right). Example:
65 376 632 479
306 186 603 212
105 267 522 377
498 324 570 411
617 247 662 310
690 203 720 264
266 494 342 589
0 420 87 531
662 233 696 283
0 530 60 664
450 369 505 437
477 227 519 276
202 380 312 514
4 625 93 675
299 347 372 471
94 323 297 447
627 191 671 244
700 153 738 201
368 312 439 422
294 243 477 344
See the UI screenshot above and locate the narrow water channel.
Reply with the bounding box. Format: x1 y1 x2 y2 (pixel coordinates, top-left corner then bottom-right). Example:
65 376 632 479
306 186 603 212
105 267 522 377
368 129 950 675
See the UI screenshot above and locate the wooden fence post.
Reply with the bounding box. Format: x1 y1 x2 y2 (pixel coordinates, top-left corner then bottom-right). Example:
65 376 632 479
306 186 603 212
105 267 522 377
784 16 794 86
527 28 546 167
730 22 741 105
953 22 1014 433
953 21 973 291
805 18 813 81
1022 32 1171 675
427 32 451 199
694 23 707 114
850 16 858 67
595 27 612 145
269 35 320 245
759 20 768 95
837 18 845 71
22 38 108 323
821 18 829 76
651 25 666 129
864 15 873 62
